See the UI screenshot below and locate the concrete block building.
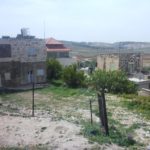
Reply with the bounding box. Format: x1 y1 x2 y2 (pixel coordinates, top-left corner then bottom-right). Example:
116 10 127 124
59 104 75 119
97 54 119 71
97 53 142 74
0 30 47 88
142 53 150 68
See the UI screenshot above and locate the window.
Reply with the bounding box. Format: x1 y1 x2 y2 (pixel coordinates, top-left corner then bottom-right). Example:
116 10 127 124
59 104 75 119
27 48 37 56
0 44 11 58
37 69 44 76
5 72 11 80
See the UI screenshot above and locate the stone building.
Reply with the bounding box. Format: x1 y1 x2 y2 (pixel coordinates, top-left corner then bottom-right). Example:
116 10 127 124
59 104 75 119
97 54 119 71
142 53 150 68
97 53 142 74
0 30 47 88
119 53 142 74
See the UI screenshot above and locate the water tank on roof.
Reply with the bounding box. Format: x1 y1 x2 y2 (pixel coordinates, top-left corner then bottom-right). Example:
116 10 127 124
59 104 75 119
21 28 29 37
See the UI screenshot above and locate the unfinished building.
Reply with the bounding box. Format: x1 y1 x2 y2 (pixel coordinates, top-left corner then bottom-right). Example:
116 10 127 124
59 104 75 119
0 29 47 88
97 53 142 74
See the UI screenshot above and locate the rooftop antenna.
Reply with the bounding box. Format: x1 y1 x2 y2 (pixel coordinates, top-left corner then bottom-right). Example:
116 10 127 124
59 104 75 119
43 21 46 39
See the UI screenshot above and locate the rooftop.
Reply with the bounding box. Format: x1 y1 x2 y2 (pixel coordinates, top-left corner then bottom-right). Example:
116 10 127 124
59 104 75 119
46 38 70 52
46 38 63 45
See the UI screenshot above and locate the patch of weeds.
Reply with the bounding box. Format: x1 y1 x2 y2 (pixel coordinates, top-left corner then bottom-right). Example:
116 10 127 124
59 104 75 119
38 85 93 98
81 117 144 149
120 95 150 120
119 94 138 100
51 79 64 86
0 92 29 107
82 122 142 148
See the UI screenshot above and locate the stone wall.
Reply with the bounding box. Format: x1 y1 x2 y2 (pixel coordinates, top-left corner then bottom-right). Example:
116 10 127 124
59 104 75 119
97 53 142 74
119 53 142 74
142 53 150 68
97 54 119 71
0 38 47 62
0 61 46 87
0 61 21 87
20 62 46 85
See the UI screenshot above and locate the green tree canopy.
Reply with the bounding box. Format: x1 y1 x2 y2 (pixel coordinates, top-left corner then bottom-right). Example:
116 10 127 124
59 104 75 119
46 59 62 80
63 64 86 88
89 70 137 94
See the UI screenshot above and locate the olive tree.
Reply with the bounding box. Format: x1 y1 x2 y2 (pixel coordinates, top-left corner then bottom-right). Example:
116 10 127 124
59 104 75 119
89 70 137 135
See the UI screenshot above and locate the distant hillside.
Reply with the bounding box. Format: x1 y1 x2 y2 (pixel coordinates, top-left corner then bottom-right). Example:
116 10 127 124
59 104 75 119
61 40 150 57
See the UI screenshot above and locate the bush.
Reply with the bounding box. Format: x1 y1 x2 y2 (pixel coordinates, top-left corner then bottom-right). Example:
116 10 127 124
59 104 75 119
108 71 137 94
63 64 86 88
89 70 137 94
46 59 62 80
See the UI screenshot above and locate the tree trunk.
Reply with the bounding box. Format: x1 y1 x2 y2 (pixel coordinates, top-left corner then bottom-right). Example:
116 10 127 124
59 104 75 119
101 90 109 135
97 90 109 136
97 93 104 127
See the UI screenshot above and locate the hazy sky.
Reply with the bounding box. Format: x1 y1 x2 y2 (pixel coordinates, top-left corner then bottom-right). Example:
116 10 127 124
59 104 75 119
0 0 150 42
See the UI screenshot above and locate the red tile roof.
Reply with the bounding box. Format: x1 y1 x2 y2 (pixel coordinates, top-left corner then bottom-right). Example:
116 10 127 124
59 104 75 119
46 37 62 45
46 37 70 52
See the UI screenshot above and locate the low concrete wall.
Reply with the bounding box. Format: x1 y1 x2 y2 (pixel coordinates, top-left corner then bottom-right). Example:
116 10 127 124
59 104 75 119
138 88 150 97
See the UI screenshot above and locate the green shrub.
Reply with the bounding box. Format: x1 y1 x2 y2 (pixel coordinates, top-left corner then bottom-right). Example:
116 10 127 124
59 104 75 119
63 64 86 88
46 59 62 80
89 70 137 94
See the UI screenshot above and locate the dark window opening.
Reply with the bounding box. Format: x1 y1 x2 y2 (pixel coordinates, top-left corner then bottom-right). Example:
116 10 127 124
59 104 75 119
0 44 11 58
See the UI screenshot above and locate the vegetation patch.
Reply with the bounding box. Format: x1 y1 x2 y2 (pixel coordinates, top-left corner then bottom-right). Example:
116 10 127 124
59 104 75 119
38 85 93 98
82 118 143 149
120 94 150 119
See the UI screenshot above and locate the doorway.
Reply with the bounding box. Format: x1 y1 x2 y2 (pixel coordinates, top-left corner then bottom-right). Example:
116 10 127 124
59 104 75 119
0 75 2 87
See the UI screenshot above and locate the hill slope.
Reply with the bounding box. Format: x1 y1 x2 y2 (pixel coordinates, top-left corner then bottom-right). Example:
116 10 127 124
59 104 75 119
61 41 150 57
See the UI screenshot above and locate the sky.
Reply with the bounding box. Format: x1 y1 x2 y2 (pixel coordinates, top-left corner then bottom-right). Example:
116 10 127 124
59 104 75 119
0 0 150 42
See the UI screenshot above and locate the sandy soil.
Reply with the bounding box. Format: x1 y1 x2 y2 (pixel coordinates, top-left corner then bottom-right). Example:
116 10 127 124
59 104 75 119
0 115 94 150
0 114 125 150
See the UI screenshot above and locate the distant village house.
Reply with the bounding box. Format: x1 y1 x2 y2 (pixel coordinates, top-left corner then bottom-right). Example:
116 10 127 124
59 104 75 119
46 38 76 66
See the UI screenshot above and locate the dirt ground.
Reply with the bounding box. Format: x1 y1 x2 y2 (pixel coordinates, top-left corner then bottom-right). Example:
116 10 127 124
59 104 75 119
0 90 149 150
0 115 94 150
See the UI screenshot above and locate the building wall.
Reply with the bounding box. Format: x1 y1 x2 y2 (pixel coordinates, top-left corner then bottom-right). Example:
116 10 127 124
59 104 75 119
0 38 46 63
47 51 69 58
136 81 150 90
142 54 150 67
0 38 47 87
20 62 46 85
0 61 21 87
97 53 142 74
97 54 119 71
119 53 142 74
